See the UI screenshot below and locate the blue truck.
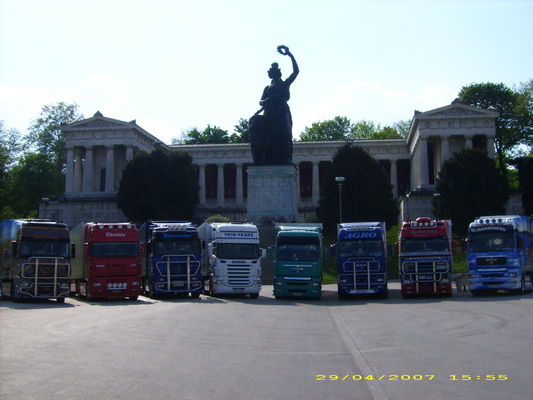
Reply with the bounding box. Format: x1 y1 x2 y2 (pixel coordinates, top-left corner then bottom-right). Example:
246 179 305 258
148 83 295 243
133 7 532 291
140 221 203 298
334 222 388 299
467 215 533 295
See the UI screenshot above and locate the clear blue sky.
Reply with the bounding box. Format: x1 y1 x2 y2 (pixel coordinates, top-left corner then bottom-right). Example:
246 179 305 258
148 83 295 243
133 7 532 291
1 0 532 144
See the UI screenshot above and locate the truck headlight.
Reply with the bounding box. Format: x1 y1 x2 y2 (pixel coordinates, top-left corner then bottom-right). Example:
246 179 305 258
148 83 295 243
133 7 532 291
508 273 517 278
275 282 282 286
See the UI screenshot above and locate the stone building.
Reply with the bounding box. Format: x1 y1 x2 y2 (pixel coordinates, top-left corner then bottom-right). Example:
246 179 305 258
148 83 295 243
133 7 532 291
40 101 500 227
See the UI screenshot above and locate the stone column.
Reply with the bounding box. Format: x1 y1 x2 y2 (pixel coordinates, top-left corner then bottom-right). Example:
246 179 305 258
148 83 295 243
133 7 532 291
295 164 301 204
486 137 495 159
105 146 115 193
311 161 320 205
465 136 473 149
82 146 94 194
418 138 429 187
65 147 75 195
441 136 450 165
236 163 243 205
390 159 398 198
216 163 224 205
126 146 134 162
74 149 83 193
198 164 206 204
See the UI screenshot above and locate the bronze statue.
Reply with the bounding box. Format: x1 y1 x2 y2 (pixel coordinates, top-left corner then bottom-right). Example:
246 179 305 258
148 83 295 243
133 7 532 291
250 45 299 165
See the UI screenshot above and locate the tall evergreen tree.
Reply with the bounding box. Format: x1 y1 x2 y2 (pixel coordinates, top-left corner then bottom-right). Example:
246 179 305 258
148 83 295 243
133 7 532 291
117 149 198 222
316 144 399 234
435 149 509 237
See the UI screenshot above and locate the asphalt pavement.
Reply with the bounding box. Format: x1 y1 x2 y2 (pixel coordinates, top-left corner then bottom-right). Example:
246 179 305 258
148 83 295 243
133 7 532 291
1 281 530 400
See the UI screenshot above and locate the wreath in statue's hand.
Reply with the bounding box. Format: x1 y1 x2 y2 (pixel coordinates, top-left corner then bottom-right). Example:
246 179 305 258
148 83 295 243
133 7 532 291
277 45 289 55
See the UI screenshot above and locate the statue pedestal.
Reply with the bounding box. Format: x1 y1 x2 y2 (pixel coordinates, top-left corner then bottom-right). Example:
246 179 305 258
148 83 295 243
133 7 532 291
246 165 298 224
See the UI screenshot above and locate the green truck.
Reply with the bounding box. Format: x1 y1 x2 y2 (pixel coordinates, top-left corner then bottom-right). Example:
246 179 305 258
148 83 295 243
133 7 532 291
271 223 323 299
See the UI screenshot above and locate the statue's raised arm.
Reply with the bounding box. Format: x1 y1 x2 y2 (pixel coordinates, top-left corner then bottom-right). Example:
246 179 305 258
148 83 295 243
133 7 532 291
277 45 299 86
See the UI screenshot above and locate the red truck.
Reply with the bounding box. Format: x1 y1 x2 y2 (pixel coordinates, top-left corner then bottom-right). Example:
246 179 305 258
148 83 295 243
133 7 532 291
70 222 142 300
398 217 453 297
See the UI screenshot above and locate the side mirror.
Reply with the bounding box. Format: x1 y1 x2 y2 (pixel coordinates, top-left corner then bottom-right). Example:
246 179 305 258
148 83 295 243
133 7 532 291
395 241 400 253
84 243 89 257
145 241 152 256
451 240 456 256
11 241 17 257
71 243 76 258
260 248 266 258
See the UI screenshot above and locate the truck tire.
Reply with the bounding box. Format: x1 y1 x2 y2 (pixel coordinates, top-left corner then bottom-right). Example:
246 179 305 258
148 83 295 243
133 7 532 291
190 292 200 299
56 297 66 303
10 282 20 302
249 293 259 299
128 296 139 301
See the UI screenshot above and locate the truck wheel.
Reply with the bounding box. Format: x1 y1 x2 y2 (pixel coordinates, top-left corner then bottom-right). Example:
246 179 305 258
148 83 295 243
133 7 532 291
56 297 66 303
514 276 526 295
471 289 485 296
249 293 259 299
190 292 200 299
337 293 348 300
376 291 389 299
128 296 138 301
10 283 20 302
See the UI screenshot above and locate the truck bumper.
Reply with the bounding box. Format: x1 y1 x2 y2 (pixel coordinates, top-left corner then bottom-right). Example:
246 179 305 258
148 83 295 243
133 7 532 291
150 279 203 295
401 282 452 296
14 278 70 300
273 277 321 298
337 284 388 295
469 278 521 291
211 283 261 295
81 277 141 299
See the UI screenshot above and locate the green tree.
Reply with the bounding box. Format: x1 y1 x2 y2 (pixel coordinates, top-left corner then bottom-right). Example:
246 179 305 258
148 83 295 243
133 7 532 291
435 149 509 237
229 118 251 143
458 81 533 173
299 116 353 141
316 144 399 234
117 149 198 222
6 153 64 217
179 125 231 144
26 102 84 170
349 120 379 139
393 120 412 138
0 122 26 218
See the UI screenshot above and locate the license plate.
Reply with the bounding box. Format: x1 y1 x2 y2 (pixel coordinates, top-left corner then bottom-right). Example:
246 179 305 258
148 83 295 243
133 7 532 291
233 288 244 293
172 281 185 287
349 289 375 294
419 275 433 280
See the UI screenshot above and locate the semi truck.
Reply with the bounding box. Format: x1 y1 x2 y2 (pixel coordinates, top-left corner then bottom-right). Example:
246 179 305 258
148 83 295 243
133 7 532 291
140 221 203 298
398 217 453 297
0 219 71 302
70 222 142 300
198 222 262 298
467 215 533 295
333 222 388 299
271 223 323 299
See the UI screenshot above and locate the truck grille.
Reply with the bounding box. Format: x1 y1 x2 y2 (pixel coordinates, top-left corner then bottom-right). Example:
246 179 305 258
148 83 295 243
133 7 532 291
227 265 252 286
342 261 379 273
402 261 448 273
477 257 506 266
22 257 70 278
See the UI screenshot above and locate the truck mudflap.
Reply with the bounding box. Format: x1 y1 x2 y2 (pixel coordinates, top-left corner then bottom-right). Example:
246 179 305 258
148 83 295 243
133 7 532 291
153 255 202 295
17 257 70 299
274 276 321 298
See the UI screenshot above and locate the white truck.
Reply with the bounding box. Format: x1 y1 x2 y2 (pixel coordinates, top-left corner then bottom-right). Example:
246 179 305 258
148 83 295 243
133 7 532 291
198 222 263 298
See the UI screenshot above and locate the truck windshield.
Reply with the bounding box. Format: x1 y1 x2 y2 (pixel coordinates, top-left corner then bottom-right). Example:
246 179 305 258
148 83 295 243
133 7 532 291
217 243 259 259
339 239 383 257
20 240 69 258
154 240 200 255
277 243 320 262
468 231 515 252
91 242 139 257
401 236 449 253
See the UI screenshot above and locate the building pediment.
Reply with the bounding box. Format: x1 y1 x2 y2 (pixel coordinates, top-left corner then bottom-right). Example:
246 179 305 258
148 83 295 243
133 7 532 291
63 111 136 131
416 102 499 120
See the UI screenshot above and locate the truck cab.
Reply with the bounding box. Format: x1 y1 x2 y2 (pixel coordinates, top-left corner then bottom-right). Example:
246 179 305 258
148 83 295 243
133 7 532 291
334 222 388 299
467 215 532 295
271 223 323 299
141 221 203 298
399 217 453 297
198 222 262 298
